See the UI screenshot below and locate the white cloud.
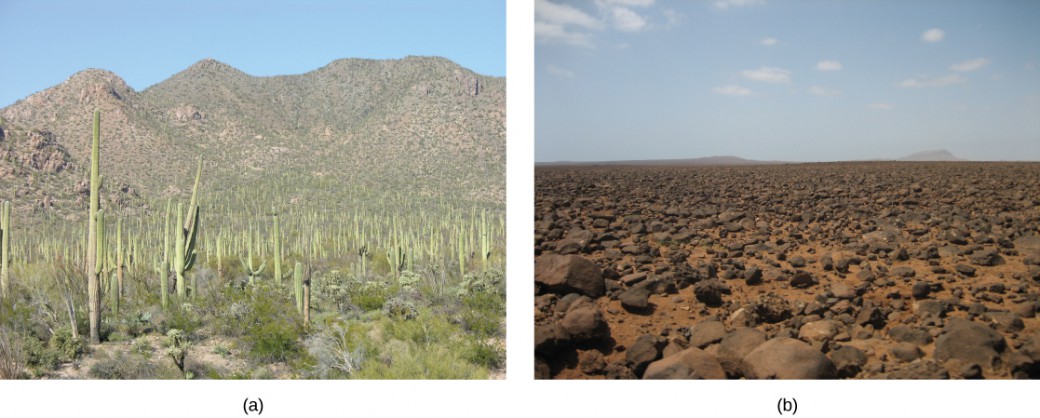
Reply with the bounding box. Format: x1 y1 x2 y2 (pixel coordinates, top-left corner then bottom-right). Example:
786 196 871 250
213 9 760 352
896 74 966 88
950 58 990 72
809 86 840 96
741 66 791 83
760 37 778 46
535 21 595 47
714 0 765 10
867 103 894 110
611 7 648 32
816 60 842 71
546 64 575 78
922 28 945 42
596 0 655 6
713 85 752 96
536 0 603 29
662 8 682 28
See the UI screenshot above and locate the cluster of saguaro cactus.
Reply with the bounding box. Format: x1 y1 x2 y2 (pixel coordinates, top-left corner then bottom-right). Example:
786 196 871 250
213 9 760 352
1 200 10 298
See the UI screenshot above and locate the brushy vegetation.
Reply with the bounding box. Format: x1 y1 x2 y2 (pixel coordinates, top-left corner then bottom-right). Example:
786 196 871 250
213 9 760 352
0 111 505 379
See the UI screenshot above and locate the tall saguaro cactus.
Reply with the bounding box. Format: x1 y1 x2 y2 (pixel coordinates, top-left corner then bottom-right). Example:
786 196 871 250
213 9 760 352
86 110 103 345
293 262 304 314
155 200 171 309
172 157 202 299
1 200 10 298
273 212 290 285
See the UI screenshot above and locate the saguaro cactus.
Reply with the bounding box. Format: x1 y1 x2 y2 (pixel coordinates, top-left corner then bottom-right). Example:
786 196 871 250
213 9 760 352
240 233 266 286
154 200 171 309
1 200 10 298
293 262 304 314
173 158 202 299
86 110 103 345
273 212 290 285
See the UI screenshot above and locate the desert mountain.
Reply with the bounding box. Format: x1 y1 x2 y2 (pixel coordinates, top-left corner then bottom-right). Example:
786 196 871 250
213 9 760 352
896 149 965 161
0 56 504 218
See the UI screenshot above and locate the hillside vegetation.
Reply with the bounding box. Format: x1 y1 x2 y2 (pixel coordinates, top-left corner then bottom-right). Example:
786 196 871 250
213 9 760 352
0 57 505 379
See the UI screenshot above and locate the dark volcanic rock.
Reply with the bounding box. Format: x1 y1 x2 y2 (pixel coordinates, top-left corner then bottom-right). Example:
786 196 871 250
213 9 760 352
535 254 606 298
969 248 1004 266
890 342 923 362
560 301 610 343
888 325 932 346
626 334 664 377
578 350 606 374
643 347 727 379
717 327 767 377
694 279 730 307
890 266 916 278
954 264 976 276
911 281 931 299
619 287 652 311
829 345 867 378
789 271 816 288
688 320 727 349
934 319 1006 369
742 337 837 379
755 294 793 324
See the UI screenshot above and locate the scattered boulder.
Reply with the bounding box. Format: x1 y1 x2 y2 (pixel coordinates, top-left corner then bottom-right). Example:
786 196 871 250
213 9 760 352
829 345 867 378
742 337 837 379
934 319 1006 369
688 320 727 349
536 254 606 298
790 271 816 288
717 328 767 377
619 287 652 311
559 300 610 343
643 347 727 379
694 279 730 307
626 334 664 377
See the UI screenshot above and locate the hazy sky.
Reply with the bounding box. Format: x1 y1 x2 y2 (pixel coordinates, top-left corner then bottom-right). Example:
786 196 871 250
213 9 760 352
536 0 1040 162
0 0 504 107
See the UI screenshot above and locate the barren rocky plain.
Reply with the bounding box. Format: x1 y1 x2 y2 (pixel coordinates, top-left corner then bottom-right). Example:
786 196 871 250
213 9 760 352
535 162 1040 379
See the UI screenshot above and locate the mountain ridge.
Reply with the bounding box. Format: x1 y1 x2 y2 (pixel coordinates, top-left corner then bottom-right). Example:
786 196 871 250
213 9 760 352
0 56 505 220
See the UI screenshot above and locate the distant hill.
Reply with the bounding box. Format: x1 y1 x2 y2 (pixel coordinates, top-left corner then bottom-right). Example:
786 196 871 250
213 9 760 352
538 155 789 166
0 56 505 218
896 149 966 161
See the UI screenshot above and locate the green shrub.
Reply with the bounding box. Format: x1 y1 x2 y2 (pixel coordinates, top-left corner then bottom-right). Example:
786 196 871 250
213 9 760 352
241 291 304 364
89 352 160 379
460 340 504 370
47 327 85 362
460 291 505 339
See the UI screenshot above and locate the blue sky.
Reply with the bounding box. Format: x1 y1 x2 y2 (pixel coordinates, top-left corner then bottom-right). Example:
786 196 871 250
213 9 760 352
536 0 1040 162
0 0 504 107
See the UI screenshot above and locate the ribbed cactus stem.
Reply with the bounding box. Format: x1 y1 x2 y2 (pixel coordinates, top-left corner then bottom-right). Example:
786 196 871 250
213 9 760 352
117 217 123 297
87 110 102 344
175 203 186 298
303 276 311 326
240 233 266 286
293 262 303 314
273 212 283 285
216 235 223 281
158 200 171 309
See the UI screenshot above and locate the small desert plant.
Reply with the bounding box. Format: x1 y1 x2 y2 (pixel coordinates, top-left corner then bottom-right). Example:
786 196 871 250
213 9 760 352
164 329 191 378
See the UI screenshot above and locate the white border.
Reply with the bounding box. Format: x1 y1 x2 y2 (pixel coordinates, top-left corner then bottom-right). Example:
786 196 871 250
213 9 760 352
1 2 1036 417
